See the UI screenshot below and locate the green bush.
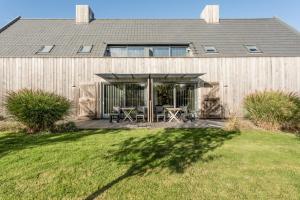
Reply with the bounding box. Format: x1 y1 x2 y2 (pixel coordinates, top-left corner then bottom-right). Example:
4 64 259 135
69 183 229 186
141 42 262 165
244 91 300 131
5 89 71 133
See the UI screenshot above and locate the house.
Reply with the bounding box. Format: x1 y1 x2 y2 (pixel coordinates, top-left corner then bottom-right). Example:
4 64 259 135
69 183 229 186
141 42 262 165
0 4 300 121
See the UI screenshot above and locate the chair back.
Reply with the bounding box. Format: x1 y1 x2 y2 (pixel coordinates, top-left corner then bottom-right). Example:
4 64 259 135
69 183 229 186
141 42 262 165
155 106 164 113
180 106 188 113
113 106 121 113
137 106 146 114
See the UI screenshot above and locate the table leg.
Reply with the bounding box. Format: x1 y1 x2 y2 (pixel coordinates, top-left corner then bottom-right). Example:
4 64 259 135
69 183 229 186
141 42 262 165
168 110 181 123
123 110 134 122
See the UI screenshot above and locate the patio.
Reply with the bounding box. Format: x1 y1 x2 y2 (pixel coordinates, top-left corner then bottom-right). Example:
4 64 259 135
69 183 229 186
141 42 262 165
75 119 225 129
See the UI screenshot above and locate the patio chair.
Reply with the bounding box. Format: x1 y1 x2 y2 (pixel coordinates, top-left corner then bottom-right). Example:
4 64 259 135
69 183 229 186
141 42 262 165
180 106 189 122
109 106 121 123
180 106 197 122
136 106 147 122
156 105 166 122
189 110 197 121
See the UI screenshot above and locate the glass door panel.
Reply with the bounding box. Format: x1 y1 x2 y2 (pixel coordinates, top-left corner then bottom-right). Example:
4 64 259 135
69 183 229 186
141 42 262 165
103 83 146 117
176 84 195 111
154 84 174 107
154 83 195 110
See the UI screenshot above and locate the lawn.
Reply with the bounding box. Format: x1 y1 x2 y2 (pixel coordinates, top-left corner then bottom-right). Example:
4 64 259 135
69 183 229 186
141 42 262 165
0 128 299 200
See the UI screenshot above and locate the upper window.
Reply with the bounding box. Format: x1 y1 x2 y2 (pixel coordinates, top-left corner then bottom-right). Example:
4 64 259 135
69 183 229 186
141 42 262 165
109 47 127 57
105 45 188 57
37 45 54 54
78 45 93 53
245 45 262 53
152 47 170 57
171 47 187 57
204 46 218 53
128 47 145 57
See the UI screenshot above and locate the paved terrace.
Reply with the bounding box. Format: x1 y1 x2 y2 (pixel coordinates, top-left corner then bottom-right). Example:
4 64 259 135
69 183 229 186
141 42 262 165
75 119 225 129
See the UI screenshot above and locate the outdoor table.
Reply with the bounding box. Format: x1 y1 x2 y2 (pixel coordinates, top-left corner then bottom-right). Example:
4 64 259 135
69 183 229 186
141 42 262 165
121 107 136 122
166 107 182 123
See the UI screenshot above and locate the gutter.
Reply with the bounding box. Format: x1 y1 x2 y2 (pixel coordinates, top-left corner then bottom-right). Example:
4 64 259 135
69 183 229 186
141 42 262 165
0 16 21 34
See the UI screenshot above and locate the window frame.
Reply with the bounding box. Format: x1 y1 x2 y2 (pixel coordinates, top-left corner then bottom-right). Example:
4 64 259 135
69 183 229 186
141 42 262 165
170 46 188 57
108 46 127 57
105 45 189 57
36 45 55 54
203 46 218 54
152 46 171 57
77 45 93 54
127 46 145 57
245 45 262 53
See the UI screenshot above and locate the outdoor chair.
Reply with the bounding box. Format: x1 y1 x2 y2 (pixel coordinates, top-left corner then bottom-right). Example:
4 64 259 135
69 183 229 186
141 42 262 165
136 106 147 122
189 110 197 121
156 105 166 122
180 106 189 122
109 106 121 123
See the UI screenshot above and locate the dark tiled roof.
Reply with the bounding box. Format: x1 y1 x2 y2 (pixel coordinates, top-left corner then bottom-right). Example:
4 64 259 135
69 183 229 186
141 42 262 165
0 18 299 57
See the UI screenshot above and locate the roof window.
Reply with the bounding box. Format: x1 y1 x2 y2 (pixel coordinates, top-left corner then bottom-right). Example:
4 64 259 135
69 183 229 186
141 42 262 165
37 45 54 54
204 46 218 53
78 45 93 53
245 45 261 53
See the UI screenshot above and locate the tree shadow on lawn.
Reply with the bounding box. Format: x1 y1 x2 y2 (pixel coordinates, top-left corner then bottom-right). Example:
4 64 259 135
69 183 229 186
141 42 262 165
85 128 240 200
0 129 124 158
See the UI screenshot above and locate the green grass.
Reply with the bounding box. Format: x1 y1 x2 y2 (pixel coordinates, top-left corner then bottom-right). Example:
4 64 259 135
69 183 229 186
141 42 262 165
0 128 299 200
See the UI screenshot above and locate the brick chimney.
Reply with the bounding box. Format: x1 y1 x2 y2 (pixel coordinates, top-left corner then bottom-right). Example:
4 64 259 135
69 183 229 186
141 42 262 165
201 5 220 24
76 5 94 24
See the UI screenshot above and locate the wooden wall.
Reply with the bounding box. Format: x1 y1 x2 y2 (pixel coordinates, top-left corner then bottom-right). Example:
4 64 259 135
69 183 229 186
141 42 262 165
0 57 300 117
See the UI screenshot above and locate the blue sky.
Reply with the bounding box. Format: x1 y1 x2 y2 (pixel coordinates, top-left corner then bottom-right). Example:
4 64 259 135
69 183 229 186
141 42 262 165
0 0 299 31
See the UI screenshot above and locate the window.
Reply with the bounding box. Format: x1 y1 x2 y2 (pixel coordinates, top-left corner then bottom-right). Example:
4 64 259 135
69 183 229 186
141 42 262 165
109 47 127 57
37 45 54 54
204 46 218 53
128 47 145 57
153 47 170 57
245 45 261 53
105 45 189 57
171 47 187 57
78 45 93 53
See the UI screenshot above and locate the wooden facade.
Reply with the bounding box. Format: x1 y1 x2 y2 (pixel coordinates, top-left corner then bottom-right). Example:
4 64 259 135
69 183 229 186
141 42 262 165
0 57 300 117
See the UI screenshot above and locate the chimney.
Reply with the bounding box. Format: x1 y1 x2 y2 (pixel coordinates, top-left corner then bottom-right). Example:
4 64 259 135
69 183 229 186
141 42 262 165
201 5 220 24
76 5 94 24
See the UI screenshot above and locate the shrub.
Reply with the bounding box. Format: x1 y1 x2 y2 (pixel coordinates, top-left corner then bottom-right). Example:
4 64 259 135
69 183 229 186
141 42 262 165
5 89 71 133
244 91 300 131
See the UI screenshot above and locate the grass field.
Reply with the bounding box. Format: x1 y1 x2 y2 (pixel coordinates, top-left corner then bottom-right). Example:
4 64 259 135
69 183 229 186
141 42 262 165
0 128 299 200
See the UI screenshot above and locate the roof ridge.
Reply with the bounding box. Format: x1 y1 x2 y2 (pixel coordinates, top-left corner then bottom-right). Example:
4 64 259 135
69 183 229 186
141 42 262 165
19 18 276 21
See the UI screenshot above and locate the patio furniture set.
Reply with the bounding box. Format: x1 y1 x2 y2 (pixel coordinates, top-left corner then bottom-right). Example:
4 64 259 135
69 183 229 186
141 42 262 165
109 105 196 123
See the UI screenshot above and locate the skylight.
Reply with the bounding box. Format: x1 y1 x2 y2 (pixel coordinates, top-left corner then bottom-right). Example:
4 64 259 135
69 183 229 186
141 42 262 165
204 46 218 53
78 45 93 53
37 45 54 54
245 45 261 53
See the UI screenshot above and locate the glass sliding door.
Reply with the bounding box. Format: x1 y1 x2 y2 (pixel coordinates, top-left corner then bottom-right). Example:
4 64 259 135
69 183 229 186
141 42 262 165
176 84 195 110
125 83 146 107
154 83 196 111
103 84 124 117
154 84 174 107
102 83 146 117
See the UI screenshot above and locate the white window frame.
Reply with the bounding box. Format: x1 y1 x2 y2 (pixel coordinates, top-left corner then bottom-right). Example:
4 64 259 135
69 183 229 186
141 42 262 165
78 45 93 54
36 45 54 54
